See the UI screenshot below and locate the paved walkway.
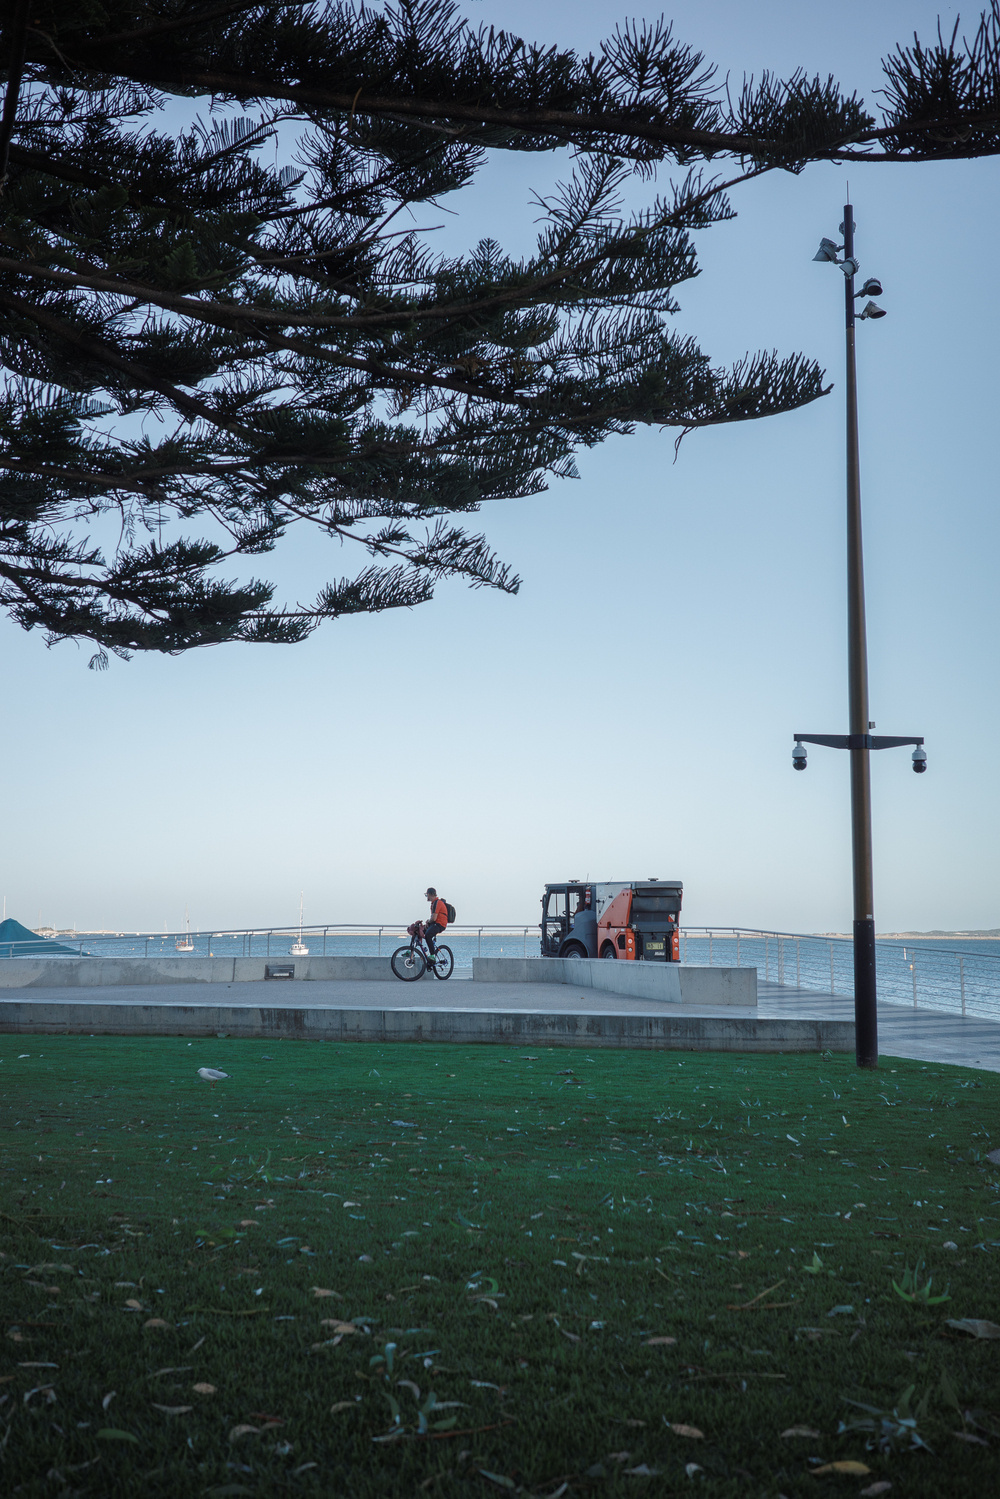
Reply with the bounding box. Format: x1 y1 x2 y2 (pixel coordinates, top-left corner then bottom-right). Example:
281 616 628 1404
756 982 1000 1072
2 973 997 1071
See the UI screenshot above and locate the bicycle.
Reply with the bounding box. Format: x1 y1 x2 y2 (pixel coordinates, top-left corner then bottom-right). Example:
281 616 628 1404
390 920 454 982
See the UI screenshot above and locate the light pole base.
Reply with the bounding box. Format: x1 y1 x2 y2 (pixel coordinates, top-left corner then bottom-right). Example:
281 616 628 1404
853 917 878 1069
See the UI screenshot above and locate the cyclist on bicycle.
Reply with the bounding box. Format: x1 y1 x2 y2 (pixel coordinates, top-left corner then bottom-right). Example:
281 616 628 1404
424 887 449 955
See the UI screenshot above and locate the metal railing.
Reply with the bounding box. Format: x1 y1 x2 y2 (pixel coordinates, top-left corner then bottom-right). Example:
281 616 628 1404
0 924 538 964
681 926 1000 1022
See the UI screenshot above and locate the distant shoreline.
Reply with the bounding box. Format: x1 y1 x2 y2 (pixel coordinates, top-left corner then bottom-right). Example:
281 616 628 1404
814 931 1000 941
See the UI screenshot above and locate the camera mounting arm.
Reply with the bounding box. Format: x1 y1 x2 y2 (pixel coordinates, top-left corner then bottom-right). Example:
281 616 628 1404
792 734 926 771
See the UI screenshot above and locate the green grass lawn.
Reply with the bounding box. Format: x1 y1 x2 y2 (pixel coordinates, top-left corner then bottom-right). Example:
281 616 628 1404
1 1037 998 1498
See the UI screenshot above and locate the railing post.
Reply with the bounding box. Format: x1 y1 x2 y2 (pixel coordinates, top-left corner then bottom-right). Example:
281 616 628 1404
378 926 382 956
796 938 800 988
960 954 966 1017
708 931 713 966
478 927 483 957
829 941 835 994
736 932 740 967
267 930 271 956
912 961 918 1009
778 937 784 986
765 935 769 982
523 927 528 957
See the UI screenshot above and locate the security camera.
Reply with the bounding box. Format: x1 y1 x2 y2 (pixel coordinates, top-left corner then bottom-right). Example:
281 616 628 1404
792 741 808 771
912 745 927 774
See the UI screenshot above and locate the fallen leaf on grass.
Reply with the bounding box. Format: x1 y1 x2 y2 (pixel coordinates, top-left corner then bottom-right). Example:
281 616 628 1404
645 1336 677 1347
945 1318 1000 1339
319 1319 356 1334
192 1383 216 1395
826 1305 854 1318
310 1287 343 1299
331 1401 357 1413
810 1461 870 1475
238 1220 259 1227
229 1424 259 1441
728 1281 785 1310
561 1330 581 1343
684 1464 703 1478
123 1299 143 1311
626 1464 660 1476
951 1431 989 1445
23 1385 56 1406
859 1485 892 1497
667 1423 704 1439
96 1429 139 1443
101 1392 116 1411
151 1403 193 1415
479 1472 516 1490
143 1318 171 1330
781 1427 821 1440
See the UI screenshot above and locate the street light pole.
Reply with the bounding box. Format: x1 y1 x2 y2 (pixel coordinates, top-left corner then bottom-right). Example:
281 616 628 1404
841 204 878 1070
793 204 926 1071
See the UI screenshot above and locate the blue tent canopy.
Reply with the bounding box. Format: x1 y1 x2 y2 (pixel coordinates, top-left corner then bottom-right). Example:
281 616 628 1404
0 918 79 957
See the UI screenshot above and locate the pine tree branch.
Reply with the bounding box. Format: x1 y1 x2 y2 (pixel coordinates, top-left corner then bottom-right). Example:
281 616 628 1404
0 0 30 195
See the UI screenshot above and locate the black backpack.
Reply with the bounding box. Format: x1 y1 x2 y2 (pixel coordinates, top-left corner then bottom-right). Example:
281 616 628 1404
444 901 456 923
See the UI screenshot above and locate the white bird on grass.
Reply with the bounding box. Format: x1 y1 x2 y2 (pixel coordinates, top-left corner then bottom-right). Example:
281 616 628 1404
198 1067 229 1089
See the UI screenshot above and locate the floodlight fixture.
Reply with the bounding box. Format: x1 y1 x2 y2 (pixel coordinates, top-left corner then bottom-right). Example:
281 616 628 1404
856 277 883 298
813 237 842 263
839 255 860 278
857 300 887 320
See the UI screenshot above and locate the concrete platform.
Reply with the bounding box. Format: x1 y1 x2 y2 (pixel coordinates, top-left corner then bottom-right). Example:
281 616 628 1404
473 956 755 1005
0 954 752 1006
0 975 849 1052
0 954 396 987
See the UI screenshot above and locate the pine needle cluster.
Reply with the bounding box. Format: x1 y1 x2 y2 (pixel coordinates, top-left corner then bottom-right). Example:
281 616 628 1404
1 2 998 656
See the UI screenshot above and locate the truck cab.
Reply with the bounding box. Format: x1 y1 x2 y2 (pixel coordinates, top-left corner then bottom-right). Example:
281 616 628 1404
541 879 682 961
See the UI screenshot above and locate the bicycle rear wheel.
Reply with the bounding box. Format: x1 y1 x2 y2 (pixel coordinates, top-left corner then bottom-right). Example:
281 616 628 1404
431 945 454 980
391 945 426 981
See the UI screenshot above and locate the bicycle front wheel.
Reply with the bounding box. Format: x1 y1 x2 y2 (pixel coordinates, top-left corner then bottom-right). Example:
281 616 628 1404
431 945 454 980
391 945 426 981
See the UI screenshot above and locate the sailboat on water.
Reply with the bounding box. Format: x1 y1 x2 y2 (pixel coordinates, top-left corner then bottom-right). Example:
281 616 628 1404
289 892 309 956
175 907 194 952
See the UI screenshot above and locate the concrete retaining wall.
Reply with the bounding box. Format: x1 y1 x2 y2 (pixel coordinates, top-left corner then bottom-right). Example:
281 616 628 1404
472 957 756 1007
0 999 851 1051
0 955 394 988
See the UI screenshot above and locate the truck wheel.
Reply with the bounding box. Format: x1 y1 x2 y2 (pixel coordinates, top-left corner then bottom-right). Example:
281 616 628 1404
600 943 618 960
561 942 588 959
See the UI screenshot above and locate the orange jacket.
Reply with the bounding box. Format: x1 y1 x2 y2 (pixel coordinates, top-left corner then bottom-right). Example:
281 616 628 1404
430 897 448 929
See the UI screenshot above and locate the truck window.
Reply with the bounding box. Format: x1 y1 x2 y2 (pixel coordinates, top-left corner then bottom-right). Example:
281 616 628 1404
543 891 567 954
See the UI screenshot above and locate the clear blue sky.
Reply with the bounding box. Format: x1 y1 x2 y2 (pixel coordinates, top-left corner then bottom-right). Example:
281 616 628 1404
4 1 998 935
